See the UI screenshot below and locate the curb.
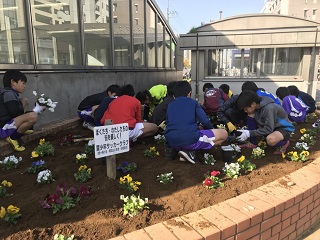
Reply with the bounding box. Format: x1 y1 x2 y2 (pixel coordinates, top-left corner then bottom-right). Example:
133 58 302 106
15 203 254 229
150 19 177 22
0 117 81 156
110 159 320 240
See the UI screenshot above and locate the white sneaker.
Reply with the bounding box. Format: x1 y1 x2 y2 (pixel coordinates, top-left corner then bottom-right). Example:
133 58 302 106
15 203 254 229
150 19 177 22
83 121 94 131
178 150 196 164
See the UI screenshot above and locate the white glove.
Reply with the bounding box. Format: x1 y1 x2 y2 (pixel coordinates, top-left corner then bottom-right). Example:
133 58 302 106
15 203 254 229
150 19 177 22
236 130 250 142
33 102 46 114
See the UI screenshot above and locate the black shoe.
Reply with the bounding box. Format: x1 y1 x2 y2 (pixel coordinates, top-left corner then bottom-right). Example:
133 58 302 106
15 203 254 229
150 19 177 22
178 150 195 164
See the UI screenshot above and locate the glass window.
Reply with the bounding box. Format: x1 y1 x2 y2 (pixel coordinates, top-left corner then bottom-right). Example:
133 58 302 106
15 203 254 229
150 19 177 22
113 0 131 67
165 30 170 68
132 0 144 67
0 1 31 64
171 43 176 69
157 19 164 68
31 0 81 65
146 4 155 67
83 0 111 66
208 47 302 78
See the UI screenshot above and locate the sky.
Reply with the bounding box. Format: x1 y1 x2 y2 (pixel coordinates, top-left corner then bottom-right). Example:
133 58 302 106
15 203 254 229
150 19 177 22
155 0 266 34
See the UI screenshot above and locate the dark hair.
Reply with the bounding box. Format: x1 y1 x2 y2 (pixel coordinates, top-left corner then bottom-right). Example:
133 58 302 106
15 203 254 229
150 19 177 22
167 81 177 96
219 84 230 94
173 81 192 98
276 87 290 100
119 84 135 97
203 83 214 92
287 85 300 97
237 90 261 110
241 81 258 92
106 84 121 96
3 70 27 88
135 90 152 104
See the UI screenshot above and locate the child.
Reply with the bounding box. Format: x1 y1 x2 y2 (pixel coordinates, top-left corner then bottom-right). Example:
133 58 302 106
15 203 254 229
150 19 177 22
100 84 158 142
0 70 44 151
241 81 281 148
148 84 167 117
78 86 115 130
287 85 316 113
217 94 247 133
93 84 121 126
201 83 229 116
276 87 308 123
241 81 281 105
151 81 177 132
236 90 294 154
219 84 233 98
135 90 152 122
164 81 228 164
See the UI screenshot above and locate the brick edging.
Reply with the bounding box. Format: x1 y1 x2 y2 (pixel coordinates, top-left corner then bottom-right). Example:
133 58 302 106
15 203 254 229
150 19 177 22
0 117 81 156
111 159 320 240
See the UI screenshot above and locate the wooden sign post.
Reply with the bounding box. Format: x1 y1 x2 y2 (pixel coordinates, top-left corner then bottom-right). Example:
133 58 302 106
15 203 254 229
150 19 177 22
93 121 130 180
105 120 116 179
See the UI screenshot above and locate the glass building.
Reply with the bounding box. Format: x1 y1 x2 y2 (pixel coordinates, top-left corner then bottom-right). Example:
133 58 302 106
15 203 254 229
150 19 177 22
0 0 181 126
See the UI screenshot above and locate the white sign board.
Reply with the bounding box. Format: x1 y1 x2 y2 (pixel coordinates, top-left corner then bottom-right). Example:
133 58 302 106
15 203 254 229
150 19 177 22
94 123 130 158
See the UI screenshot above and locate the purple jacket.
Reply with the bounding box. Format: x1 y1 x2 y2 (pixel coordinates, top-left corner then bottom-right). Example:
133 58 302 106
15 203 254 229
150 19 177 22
281 95 308 123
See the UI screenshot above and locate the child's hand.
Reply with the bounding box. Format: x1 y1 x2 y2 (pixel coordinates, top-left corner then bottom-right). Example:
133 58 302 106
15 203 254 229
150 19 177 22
237 130 250 142
33 102 46 114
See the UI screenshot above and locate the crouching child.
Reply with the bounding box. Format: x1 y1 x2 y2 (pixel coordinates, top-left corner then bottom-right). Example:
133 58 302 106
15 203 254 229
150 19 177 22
236 90 294 154
164 81 228 163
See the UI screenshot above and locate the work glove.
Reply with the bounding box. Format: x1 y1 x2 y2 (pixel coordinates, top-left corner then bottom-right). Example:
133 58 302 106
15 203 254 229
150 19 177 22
226 122 236 133
236 130 250 142
33 102 46 114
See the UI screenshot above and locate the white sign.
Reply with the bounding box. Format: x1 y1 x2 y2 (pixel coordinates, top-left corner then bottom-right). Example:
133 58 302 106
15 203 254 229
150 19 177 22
94 123 130 158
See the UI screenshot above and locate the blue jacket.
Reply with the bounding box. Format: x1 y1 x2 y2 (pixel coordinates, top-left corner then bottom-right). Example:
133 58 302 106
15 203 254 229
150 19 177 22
164 97 212 147
256 90 281 105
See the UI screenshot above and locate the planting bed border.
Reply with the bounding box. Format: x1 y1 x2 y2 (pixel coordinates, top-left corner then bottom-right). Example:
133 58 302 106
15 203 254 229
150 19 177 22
0 117 319 240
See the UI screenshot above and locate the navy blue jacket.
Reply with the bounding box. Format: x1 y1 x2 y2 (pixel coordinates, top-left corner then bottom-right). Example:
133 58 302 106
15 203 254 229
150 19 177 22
164 97 212 147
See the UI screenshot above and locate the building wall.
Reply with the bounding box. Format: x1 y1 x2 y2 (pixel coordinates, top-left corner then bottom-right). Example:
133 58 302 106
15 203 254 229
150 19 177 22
263 0 320 22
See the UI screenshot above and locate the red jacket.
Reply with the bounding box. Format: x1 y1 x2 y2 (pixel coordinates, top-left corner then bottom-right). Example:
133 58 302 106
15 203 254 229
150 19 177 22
100 95 142 128
202 88 229 114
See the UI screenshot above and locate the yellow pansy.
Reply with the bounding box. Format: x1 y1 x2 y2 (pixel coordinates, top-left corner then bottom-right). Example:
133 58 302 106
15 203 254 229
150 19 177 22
237 155 245 163
0 206 6 218
78 165 87 171
135 181 141 185
7 205 20 214
282 153 286 159
123 174 132 182
119 177 125 184
150 147 156 151
1 180 12 188
300 128 306 134
301 151 309 156
39 138 45 145
87 168 91 174
31 151 39 158
156 151 160 156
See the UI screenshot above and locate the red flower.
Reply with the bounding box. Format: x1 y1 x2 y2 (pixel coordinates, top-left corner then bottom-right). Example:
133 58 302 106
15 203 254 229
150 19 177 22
211 171 220 177
204 178 213 186
47 193 59 204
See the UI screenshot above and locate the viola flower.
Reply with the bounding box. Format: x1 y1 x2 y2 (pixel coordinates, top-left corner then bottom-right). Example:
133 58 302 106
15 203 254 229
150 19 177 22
0 206 5 218
237 155 245 163
210 170 220 177
300 128 306 134
31 151 39 158
202 171 223 189
39 138 45 145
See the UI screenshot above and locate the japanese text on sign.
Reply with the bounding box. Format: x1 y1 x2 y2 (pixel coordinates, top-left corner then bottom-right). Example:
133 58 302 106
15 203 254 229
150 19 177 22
94 123 129 158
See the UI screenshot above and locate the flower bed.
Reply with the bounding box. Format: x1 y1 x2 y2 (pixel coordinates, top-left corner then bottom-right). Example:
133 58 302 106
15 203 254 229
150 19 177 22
0 120 319 239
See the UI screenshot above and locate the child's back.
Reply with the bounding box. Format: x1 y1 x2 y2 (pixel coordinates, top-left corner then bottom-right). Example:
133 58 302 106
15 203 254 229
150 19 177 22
202 83 228 115
276 86 308 123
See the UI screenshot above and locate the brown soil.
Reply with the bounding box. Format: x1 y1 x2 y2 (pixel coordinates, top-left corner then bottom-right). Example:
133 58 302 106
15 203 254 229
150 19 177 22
0 121 319 240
